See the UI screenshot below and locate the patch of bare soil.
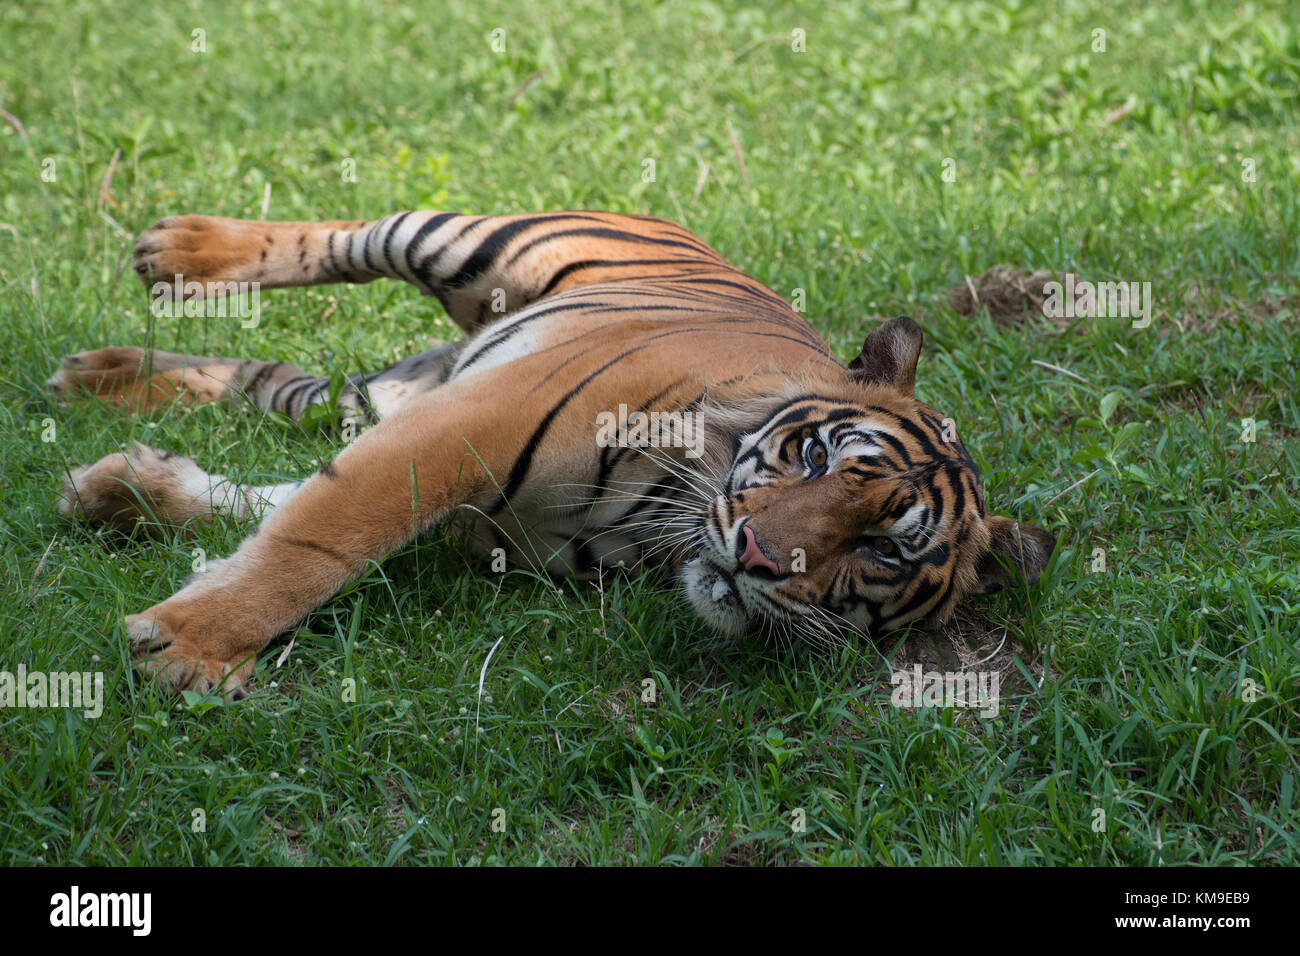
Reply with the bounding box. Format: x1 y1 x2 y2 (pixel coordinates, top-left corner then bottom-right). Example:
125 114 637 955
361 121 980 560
946 266 1059 329
889 604 1044 705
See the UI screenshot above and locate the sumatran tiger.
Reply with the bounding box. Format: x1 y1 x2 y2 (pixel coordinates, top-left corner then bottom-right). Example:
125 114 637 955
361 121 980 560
50 210 1056 700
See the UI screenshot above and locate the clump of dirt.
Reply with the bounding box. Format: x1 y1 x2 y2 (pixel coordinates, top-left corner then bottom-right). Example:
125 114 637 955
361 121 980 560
946 266 1057 328
888 604 1043 708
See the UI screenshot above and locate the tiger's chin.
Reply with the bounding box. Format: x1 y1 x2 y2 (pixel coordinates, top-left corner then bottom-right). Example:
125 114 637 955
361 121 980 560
681 557 753 635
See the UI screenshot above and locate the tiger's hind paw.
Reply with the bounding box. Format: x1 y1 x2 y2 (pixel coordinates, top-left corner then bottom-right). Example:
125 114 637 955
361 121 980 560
46 346 151 399
58 442 210 531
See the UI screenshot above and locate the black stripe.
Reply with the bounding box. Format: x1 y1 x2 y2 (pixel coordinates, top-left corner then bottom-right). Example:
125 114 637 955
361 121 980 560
455 299 610 375
296 381 330 418
243 361 283 397
362 224 377 273
640 325 833 356
584 303 733 317
673 274 797 313
590 379 688 503
414 217 485 283
860 422 918 468
403 212 458 281
864 405 949 463
537 258 698 298
380 211 413 276
344 232 357 276
574 538 599 575
492 345 652 512
281 535 350 564
913 542 950 566
442 216 561 290
276 377 322 417
886 572 949 627
502 226 711 270
325 232 341 278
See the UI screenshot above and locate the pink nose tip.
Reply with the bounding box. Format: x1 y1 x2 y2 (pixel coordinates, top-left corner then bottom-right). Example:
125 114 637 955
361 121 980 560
738 524 780 575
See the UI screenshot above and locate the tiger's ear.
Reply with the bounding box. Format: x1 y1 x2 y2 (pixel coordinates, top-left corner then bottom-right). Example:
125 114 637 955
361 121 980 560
972 515 1057 595
847 316 923 395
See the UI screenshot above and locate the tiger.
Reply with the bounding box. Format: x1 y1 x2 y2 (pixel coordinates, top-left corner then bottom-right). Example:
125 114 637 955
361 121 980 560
50 209 1056 701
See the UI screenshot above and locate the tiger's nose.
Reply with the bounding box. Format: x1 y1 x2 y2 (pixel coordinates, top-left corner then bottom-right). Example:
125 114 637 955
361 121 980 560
737 523 780 576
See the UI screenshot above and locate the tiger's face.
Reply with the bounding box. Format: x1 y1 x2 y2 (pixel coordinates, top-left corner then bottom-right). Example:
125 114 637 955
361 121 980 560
681 317 1055 638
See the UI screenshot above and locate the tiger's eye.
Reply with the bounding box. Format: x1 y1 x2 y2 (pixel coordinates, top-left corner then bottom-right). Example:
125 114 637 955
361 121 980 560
873 536 897 556
808 441 827 467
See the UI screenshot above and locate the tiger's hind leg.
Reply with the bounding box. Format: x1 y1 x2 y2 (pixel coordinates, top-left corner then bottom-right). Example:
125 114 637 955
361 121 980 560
131 210 731 334
47 345 311 416
52 341 464 531
48 340 463 422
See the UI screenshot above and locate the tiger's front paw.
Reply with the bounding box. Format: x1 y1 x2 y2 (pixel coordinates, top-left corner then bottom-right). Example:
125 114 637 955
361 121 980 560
126 613 254 702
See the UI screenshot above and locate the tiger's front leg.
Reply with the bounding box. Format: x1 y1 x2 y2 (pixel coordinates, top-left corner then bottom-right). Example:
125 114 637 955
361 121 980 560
126 375 516 699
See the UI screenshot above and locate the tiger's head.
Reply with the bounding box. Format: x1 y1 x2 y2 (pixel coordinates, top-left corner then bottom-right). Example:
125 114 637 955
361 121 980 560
682 317 1055 637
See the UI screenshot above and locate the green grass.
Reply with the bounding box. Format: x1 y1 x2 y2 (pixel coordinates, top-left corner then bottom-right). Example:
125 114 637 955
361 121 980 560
1 0 1297 865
